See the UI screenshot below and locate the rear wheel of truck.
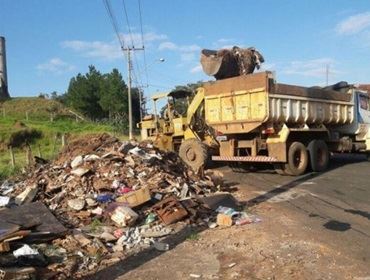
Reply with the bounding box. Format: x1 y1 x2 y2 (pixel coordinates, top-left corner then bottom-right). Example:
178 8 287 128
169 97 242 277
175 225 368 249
307 140 329 172
284 142 309 176
179 139 208 172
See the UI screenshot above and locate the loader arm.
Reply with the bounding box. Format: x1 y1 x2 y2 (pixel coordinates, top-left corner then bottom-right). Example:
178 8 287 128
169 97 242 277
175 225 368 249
184 88 205 140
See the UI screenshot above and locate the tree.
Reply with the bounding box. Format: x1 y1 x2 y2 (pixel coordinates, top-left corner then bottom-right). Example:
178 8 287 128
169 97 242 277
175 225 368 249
65 66 105 119
99 69 127 118
64 66 142 128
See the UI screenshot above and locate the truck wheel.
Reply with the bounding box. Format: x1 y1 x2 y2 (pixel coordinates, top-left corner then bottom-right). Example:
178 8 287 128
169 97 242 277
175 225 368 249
179 139 208 172
284 142 308 176
308 140 329 172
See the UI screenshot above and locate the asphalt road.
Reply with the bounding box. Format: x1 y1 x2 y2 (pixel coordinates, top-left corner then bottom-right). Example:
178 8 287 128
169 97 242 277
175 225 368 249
220 153 370 270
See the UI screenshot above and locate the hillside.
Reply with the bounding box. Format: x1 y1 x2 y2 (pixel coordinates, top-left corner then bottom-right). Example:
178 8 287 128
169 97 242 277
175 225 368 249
0 97 74 120
0 97 124 180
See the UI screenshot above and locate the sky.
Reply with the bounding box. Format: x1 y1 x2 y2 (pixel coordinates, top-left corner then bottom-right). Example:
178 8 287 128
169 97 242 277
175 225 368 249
1 0 370 108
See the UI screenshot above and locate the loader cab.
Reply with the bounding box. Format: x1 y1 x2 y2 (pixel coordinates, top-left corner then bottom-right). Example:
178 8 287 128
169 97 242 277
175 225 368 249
139 89 193 151
162 89 193 136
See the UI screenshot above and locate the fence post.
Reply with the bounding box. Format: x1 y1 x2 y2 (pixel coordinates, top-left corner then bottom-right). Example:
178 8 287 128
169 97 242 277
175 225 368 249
37 144 42 158
9 146 15 168
26 111 29 121
2 108 5 118
26 145 33 166
52 134 57 157
61 134 66 147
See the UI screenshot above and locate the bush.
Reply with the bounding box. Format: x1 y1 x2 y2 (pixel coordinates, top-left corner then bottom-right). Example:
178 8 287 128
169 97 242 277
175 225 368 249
8 128 43 148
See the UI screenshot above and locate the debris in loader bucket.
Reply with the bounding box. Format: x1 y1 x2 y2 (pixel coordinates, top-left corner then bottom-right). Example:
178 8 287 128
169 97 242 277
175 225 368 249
200 46 264 80
0 134 259 278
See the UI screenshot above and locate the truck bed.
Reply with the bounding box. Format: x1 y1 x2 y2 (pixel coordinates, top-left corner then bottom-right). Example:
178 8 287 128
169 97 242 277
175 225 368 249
202 72 354 134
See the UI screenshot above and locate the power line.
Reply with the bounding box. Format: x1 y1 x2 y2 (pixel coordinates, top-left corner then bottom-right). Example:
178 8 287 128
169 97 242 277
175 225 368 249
122 0 145 90
138 0 149 86
122 0 135 47
102 0 125 49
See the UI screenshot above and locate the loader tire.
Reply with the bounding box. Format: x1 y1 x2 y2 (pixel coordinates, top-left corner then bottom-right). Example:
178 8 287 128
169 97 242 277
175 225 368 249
284 142 308 176
179 139 208 172
308 140 329 172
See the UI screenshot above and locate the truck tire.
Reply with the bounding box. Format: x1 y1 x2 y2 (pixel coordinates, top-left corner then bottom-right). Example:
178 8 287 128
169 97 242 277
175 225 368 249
179 139 208 172
284 142 308 176
307 140 329 172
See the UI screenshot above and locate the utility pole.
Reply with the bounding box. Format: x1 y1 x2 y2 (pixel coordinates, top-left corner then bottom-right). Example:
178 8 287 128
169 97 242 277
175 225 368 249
123 46 144 140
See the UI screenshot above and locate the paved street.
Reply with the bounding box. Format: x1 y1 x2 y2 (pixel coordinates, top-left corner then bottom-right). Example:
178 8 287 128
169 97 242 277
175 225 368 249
222 154 370 268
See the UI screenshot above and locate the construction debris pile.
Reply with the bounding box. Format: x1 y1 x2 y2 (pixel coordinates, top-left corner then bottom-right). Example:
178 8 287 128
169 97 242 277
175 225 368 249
0 134 260 279
200 46 264 80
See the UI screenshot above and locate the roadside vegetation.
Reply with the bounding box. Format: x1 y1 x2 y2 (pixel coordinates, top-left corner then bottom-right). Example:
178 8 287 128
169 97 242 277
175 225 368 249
0 116 117 180
0 66 145 181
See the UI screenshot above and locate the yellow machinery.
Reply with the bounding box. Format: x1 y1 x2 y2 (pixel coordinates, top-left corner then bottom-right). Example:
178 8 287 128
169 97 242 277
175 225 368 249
141 71 370 175
139 88 217 172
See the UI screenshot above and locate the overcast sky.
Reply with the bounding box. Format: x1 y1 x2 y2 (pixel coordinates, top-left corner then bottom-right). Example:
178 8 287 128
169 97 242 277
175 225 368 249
1 0 370 101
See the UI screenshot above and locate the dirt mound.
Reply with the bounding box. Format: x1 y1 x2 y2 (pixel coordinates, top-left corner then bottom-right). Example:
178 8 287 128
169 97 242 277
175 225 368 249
55 133 116 164
13 120 27 129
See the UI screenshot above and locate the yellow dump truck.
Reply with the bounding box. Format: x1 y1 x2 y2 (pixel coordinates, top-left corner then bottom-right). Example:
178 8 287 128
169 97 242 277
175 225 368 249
141 71 370 175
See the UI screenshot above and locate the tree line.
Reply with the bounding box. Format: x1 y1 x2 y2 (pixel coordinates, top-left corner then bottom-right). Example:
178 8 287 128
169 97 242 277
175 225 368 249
48 65 143 130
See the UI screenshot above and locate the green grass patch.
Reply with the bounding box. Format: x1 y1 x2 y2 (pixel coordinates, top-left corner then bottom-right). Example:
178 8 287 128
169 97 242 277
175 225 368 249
186 231 200 241
0 97 71 121
0 116 127 181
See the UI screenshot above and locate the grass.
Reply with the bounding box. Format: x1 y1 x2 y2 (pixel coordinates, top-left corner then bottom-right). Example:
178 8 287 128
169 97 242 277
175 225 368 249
0 97 71 121
0 97 134 181
0 116 124 181
186 231 200 241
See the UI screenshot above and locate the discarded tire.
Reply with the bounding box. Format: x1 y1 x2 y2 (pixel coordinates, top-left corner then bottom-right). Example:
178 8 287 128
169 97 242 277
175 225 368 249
179 139 208 172
307 140 329 172
284 142 308 176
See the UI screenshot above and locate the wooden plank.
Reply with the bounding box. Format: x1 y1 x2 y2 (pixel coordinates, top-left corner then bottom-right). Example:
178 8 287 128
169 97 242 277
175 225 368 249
0 240 10 252
0 221 20 242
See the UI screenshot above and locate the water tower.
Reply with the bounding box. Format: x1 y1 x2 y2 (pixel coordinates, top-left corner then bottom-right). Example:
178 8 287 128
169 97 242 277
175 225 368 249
0 36 10 99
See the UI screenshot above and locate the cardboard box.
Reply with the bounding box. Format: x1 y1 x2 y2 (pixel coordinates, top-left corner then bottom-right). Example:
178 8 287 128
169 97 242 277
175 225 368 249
216 213 233 227
116 187 151 207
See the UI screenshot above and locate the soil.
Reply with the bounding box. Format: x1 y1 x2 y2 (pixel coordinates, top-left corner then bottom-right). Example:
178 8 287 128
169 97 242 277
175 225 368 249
13 120 27 129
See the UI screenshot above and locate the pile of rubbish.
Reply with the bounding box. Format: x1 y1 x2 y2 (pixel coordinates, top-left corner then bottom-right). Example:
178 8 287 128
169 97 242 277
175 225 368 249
200 46 265 80
0 134 259 279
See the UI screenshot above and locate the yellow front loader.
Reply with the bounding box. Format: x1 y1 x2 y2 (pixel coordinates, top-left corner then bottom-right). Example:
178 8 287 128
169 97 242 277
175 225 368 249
139 88 217 171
